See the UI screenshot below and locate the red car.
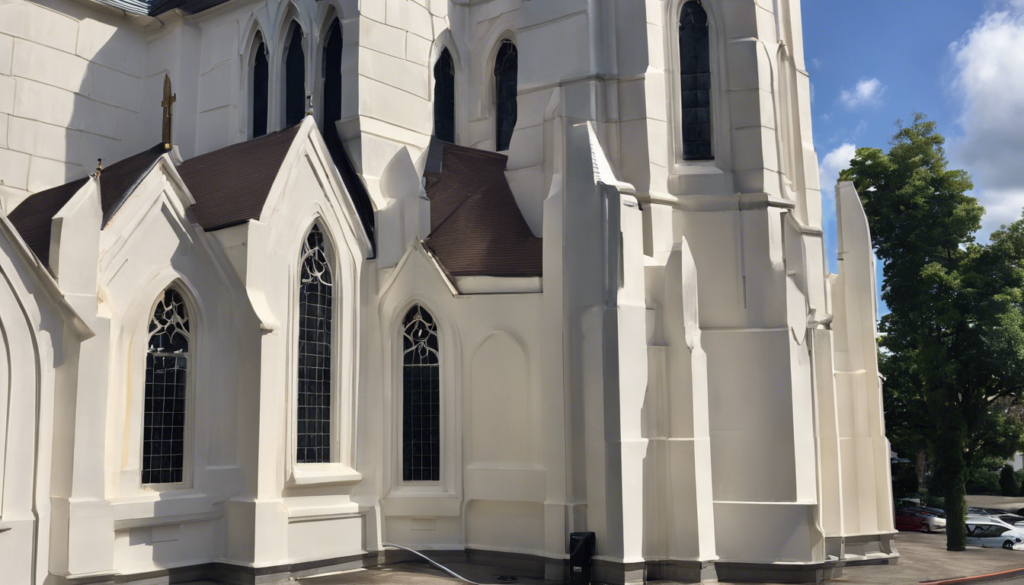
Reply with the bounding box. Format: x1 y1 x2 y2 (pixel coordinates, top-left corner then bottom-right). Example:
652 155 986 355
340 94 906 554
895 508 929 532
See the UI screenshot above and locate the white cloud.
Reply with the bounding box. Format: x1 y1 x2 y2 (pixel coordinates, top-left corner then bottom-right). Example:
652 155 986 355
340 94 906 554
948 1 1024 235
839 78 886 109
818 144 857 271
819 143 858 194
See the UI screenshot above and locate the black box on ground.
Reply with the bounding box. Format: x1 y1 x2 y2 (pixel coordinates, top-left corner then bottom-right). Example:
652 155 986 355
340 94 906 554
569 532 596 585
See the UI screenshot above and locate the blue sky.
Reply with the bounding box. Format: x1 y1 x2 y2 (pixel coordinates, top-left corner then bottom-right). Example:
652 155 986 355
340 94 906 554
801 0 1024 314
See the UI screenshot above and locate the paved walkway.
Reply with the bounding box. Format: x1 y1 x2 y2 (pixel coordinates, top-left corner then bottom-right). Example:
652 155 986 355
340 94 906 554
832 532 1024 584
186 531 1024 584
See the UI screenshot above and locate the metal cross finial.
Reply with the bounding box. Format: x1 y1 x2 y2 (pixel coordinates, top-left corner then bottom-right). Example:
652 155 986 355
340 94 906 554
161 74 177 148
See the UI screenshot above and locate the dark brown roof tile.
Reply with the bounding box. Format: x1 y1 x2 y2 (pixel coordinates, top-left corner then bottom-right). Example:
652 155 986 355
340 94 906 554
8 143 170 266
177 124 301 230
424 142 542 279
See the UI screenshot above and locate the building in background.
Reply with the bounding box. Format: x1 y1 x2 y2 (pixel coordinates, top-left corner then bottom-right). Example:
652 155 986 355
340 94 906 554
0 0 895 583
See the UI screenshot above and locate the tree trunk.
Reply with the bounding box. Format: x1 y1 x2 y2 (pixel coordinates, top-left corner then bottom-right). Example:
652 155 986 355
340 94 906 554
940 428 967 551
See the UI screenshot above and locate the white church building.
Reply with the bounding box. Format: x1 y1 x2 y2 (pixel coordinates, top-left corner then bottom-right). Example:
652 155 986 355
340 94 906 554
0 0 897 583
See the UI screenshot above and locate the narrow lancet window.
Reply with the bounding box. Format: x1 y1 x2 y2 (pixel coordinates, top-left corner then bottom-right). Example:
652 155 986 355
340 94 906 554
494 40 518 152
322 19 343 130
434 48 455 143
297 225 333 464
285 24 306 127
402 305 440 482
679 1 713 160
143 289 190 485
253 37 269 138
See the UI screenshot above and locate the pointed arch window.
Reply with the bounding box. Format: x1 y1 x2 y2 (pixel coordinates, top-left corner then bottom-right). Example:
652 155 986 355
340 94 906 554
322 19 343 130
297 225 333 464
433 47 455 143
252 35 269 138
679 1 713 160
142 289 190 485
285 23 306 127
494 40 518 152
402 305 440 482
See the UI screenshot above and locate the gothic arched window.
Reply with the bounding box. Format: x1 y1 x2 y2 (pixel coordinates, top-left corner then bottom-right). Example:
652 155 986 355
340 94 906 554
494 40 518 152
285 23 306 127
402 305 440 482
433 47 455 143
252 36 269 138
297 224 333 464
322 19 343 130
679 1 713 160
143 289 190 485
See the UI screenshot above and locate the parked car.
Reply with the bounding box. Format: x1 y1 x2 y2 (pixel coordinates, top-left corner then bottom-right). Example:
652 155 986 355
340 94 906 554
895 508 927 532
906 507 947 532
966 519 1024 550
896 508 946 532
968 508 1024 525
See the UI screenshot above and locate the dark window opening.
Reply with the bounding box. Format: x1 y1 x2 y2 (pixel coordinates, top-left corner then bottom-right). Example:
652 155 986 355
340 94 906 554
433 48 455 143
322 19 343 130
402 305 440 482
494 40 518 152
142 289 190 485
285 24 306 127
253 39 269 138
297 225 333 464
679 1 713 160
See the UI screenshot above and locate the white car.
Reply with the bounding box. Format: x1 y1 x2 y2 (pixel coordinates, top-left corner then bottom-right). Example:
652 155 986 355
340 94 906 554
965 519 1024 550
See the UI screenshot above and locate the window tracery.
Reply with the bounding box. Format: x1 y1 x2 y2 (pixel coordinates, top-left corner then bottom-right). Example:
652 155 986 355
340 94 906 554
297 225 333 464
142 289 190 485
402 305 440 482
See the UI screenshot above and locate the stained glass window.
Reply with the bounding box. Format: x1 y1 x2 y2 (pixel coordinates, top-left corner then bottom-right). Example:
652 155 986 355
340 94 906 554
142 289 190 485
322 19 343 130
679 1 713 160
297 225 333 464
253 38 269 138
402 305 440 482
434 48 455 143
285 24 306 127
494 40 518 152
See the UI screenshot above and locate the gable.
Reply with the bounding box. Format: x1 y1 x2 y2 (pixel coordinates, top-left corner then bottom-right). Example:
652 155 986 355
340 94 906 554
8 144 170 267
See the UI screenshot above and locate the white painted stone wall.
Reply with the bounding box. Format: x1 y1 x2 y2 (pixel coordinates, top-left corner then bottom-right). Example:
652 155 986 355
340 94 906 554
0 0 899 583
0 0 155 213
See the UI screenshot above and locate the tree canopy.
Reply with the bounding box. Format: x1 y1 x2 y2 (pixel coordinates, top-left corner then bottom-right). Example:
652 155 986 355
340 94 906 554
839 114 1024 551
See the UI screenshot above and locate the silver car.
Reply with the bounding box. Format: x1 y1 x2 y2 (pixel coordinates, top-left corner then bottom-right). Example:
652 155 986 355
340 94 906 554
966 518 1024 550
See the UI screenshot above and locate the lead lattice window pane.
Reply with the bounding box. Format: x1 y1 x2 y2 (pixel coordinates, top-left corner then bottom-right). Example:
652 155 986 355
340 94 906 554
142 289 189 485
297 225 333 464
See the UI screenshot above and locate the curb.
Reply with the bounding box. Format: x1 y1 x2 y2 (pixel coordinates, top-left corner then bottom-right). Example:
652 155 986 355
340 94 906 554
923 567 1024 584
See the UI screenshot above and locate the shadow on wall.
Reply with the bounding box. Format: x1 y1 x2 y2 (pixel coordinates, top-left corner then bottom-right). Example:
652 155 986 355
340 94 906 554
0 0 162 213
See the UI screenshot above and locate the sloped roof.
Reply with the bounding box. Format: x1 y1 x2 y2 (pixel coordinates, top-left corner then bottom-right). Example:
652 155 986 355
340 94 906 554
176 124 301 230
8 143 169 266
424 142 543 278
10 122 377 269
7 178 87 267
91 0 228 17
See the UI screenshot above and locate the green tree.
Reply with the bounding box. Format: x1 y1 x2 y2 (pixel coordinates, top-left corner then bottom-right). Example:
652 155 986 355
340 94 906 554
839 114 1024 551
